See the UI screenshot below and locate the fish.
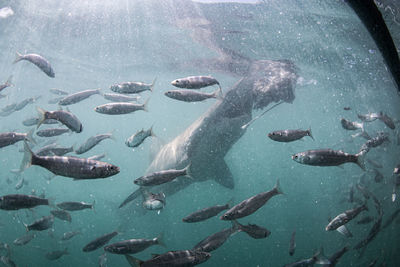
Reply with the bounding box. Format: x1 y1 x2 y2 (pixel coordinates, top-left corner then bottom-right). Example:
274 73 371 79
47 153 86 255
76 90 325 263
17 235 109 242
23 117 59 127
142 191 166 211
94 101 148 115
104 233 164 254
13 233 36 246
378 112 395 129
75 132 113 154
50 209 72 222
292 149 366 170
360 132 390 152
110 78 156 94
99 253 107 267
357 216 374 225
0 256 17 267
87 153 106 161
268 128 313 142
83 231 119 252
37 107 83 133
171 75 220 89
357 113 380 122
0 194 49 210
372 169 384 183
23 215 54 231
13 52 55 78
48 97 64 104
14 96 40 111
1 103 16 112
45 248 68 260
323 246 349 267
0 75 12 93
340 118 363 131
125 250 211 267
234 221 270 239
182 200 231 223
343 107 351 111
193 225 238 253
61 230 82 241
164 88 222 102
49 88 69 95
289 230 296 256
326 204 368 231
125 127 155 148
36 128 70 137
220 180 283 220
103 93 140 102
134 164 191 186
283 249 330 267
0 130 35 148
56 201 94 211
36 144 73 156
59 89 101 105
21 142 120 179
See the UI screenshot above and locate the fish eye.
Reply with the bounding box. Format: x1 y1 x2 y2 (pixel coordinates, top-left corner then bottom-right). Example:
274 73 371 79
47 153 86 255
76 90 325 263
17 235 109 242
294 155 298 159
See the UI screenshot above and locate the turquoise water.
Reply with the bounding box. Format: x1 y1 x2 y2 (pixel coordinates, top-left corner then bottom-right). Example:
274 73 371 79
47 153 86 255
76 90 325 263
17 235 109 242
0 0 399 266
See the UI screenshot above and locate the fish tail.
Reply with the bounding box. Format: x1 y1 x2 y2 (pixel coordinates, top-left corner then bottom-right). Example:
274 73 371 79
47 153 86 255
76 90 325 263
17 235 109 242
13 52 23 64
231 219 242 232
314 247 330 265
214 86 224 101
25 128 37 145
143 98 150 112
184 163 194 180
91 199 96 214
156 232 166 247
274 179 284 195
20 141 34 171
355 150 367 171
5 75 13 86
36 107 48 129
149 125 157 138
125 255 143 267
150 77 157 92
307 127 314 140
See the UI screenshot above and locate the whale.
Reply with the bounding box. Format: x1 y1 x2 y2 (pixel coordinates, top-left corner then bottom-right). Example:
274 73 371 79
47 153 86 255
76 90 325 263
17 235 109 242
119 59 298 209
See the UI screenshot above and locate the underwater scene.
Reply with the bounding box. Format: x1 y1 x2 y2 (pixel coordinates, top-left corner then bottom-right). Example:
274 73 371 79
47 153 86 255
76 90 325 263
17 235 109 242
0 0 400 266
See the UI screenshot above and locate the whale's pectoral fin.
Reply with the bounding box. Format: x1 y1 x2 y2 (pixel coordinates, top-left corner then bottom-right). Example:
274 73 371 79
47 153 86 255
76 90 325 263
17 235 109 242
209 158 234 189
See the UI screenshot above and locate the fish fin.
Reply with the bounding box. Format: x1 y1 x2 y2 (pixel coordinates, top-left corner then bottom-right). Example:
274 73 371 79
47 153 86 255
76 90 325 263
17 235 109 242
184 163 194 180
308 127 314 140
26 128 37 145
208 158 235 189
156 232 166 248
13 52 23 64
125 255 143 267
274 179 284 195
20 141 34 171
355 150 367 171
214 86 224 101
231 220 241 232
149 125 156 138
143 98 150 112
36 107 48 129
149 77 157 92
314 247 330 265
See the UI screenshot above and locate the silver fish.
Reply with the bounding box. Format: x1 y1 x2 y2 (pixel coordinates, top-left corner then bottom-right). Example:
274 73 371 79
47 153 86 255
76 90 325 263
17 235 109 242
125 127 154 148
61 230 82 241
193 225 238 252
221 180 283 220
23 215 54 231
125 250 210 267
56 201 94 211
104 233 164 255
110 78 156 94
171 75 220 89
13 52 55 78
357 112 380 122
268 128 313 142
49 88 69 95
36 128 70 137
289 230 296 256
340 118 363 130
182 200 231 223
134 164 191 186
103 93 140 102
75 132 113 154
0 194 49 210
21 143 120 179
0 75 12 93
59 89 101 105
360 132 390 152
83 231 119 252
50 209 72 222
45 248 68 260
164 88 221 102
292 149 366 170
94 101 148 115
234 221 270 239
14 96 40 111
13 233 36 246
37 107 83 133
326 204 368 231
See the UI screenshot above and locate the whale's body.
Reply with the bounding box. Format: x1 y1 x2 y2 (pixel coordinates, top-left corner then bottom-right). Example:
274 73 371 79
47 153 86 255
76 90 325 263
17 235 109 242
120 60 298 208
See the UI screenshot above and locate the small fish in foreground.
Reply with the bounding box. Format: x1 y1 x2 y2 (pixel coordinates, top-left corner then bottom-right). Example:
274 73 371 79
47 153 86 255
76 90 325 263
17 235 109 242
21 142 120 179
340 118 363 131
268 128 313 142
182 199 231 223
51 209 72 222
110 78 156 94
75 132 113 154
46 248 68 260
134 164 191 186
59 89 101 105
164 88 222 102
292 149 366 170
61 230 82 241
234 220 270 239
220 179 283 220
13 233 36 246
171 75 220 89
125 250 210 267
36 128 70 137
13 52 55 78
83 231 119 252
326 204 368 231
0 75 12 93
94 101 148 115
360 132 390 152
126 127 155 148
289 230 296 256
23 215 54 231
37 107 83 133
56 201 94 211
104 233 164 254
0 130 35 148
0 194 49 210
